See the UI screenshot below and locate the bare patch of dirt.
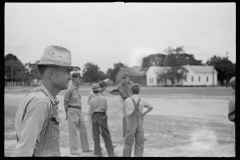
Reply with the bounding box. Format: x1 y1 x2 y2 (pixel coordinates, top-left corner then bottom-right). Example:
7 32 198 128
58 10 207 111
4 93 235 157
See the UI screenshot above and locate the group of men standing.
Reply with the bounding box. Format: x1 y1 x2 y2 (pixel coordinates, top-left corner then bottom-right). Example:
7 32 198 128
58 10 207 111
11 45 236 157
13 45 153 157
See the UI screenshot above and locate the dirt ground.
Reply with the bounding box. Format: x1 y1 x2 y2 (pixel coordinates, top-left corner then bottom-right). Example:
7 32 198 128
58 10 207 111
4 87 235 157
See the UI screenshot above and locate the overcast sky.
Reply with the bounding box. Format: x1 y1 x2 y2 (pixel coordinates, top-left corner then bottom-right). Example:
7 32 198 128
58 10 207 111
5 2 236 73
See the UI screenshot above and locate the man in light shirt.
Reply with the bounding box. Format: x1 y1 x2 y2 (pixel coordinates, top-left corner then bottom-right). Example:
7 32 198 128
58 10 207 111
64 70 92 155
14 45 80 156
123 83 153 157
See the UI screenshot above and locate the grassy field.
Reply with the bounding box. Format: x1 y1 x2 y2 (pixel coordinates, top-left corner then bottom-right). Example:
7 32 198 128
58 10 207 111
5 85 233 97
4 86 235 157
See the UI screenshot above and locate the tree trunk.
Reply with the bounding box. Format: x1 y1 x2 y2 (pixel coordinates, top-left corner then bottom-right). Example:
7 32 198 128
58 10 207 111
171 80 174 87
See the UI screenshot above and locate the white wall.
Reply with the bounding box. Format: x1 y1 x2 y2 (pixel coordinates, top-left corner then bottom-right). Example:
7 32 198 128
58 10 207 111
146 68 183 86
147 66 217 87
183 66 218 86
146 68 158 86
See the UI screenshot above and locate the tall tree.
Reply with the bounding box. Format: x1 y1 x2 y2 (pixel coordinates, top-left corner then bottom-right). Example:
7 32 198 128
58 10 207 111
159 50 188 86
5 53 19 61
164 46 202 65
82 62 105 82
141 46 202 71
141 53 166 69
158 46 193 86
206 55 235 86
106 62 127 83
5 53 28 82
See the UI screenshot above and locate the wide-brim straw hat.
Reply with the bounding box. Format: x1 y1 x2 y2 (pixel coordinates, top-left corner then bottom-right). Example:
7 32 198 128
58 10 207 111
29 45 80 71
92 83 102 91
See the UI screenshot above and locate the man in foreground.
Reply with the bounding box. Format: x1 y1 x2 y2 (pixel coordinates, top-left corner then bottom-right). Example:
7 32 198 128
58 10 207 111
14 45 80 156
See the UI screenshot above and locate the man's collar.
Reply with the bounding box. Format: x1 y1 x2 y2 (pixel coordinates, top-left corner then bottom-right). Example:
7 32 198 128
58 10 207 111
40 84 59 105
132 94 139 97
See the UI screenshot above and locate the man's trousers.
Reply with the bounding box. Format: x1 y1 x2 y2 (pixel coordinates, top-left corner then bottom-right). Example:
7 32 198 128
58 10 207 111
67 108 90 154
92 112 115 157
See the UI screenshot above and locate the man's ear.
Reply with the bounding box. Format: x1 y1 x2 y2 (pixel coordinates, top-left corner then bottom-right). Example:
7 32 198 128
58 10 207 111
47 68 54 79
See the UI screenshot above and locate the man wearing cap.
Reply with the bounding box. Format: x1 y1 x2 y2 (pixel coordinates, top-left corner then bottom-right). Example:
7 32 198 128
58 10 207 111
88 81 108 138
109 72 134 138
64 70 92 155
228 76 235 154
88 83 116 157
88 81 108 105
14 45 80 156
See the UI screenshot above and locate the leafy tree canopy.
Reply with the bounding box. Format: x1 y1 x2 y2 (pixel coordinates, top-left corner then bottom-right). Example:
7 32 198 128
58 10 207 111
106 62 127 83
141 53 166 69
82 62 106 82
206 55 235 85
5 53 28 81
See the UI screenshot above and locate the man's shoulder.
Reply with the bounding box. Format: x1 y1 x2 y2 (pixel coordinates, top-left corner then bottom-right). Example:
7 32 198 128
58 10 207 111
19 91 51 110
124 97 132 102
92 95 106 101
129 81 134 85
117 82 123 86
30 91 51 103
89 90 95 96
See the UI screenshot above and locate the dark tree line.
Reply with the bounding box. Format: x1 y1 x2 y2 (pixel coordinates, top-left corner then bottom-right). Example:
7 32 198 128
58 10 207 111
206 55 235 86
5 46 235 86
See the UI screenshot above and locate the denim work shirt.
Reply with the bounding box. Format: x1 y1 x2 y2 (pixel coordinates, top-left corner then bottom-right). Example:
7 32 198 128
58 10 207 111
14 84 60 156
228 92 235 122
64 83 82 108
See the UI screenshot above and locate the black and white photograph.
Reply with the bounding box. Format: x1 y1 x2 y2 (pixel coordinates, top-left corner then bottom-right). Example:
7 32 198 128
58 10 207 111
5 2 235 157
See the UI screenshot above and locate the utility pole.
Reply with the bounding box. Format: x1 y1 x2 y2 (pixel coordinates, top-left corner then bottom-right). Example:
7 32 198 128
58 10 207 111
226 51 228 88
212 65 214 88
11 55 13 86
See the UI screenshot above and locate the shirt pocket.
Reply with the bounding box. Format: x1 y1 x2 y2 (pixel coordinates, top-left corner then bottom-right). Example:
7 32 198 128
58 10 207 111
47 115 60 146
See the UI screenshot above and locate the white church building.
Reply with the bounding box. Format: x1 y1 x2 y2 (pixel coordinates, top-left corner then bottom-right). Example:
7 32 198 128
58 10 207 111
146 65 218 87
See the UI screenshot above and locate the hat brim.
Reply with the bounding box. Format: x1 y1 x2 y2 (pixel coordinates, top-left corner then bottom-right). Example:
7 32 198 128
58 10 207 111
93 88 102 91
29 63 80 71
